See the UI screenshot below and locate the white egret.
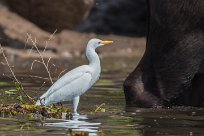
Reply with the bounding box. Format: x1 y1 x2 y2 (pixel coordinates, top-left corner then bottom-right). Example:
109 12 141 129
36 38 113 115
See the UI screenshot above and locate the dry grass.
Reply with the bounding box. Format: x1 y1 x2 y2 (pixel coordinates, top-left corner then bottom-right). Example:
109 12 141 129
0 44 33 104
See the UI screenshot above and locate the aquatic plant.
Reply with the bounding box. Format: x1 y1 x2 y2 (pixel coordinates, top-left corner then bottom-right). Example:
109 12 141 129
0 31 73 120
0 103 71 119
0 44 33 104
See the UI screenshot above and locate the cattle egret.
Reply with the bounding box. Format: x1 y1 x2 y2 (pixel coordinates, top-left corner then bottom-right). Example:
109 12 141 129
36 38 113 115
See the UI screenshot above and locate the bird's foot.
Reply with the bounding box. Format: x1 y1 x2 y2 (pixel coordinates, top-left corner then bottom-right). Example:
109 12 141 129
40 97 46 105
54 102 63 108
73 112 79 116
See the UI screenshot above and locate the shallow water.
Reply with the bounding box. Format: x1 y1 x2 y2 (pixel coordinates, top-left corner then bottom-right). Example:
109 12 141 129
0 56 204 136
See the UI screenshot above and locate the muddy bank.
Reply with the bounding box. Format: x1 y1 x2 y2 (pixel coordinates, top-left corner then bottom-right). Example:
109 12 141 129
0 1 146 67
1 32 146 59
6 0 94 32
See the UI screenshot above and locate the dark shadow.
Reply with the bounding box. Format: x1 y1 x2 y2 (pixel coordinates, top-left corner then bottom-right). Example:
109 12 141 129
78 0 147 37
0 26 29 49
0 26 56 52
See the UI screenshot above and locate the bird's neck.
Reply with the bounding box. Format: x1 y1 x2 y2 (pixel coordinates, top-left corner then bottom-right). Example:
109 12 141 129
86 47 100 69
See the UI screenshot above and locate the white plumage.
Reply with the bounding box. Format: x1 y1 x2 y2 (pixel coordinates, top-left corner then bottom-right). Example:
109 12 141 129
36 38 113 115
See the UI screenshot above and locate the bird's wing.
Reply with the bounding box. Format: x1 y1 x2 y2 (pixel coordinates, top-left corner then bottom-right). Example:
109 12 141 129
40 65 92 99
44 71 92 104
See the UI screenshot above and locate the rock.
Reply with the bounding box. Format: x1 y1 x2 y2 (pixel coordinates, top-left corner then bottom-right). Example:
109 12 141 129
0 4 57 51
0 2 145 60
79 0 147 36
6 0 94 32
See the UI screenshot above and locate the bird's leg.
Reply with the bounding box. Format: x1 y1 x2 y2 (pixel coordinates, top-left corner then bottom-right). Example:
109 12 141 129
40 98 45 105
52 103 56 108
73 96 80 115
59 102 63 108
56 102 63 108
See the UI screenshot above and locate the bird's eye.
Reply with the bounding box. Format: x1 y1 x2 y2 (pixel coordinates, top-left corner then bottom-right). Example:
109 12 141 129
98 42 101 44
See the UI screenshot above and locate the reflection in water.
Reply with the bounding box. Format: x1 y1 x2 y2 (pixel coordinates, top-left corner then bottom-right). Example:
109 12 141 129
0 57 204 136
45 114 101 136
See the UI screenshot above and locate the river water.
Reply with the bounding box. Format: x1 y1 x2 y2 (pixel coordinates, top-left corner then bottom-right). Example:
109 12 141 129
0 56 204 136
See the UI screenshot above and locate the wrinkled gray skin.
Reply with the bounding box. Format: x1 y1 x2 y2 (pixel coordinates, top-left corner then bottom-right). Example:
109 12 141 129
124 0 204 108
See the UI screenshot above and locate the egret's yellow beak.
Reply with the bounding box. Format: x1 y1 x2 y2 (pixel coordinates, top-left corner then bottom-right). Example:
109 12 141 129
100 40 113 45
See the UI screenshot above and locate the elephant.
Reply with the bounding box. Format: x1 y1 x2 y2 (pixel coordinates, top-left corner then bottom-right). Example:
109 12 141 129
124 0 204 107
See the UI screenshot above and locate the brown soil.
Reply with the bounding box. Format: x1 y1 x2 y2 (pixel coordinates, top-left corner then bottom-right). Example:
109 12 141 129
0 3 146 61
